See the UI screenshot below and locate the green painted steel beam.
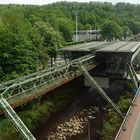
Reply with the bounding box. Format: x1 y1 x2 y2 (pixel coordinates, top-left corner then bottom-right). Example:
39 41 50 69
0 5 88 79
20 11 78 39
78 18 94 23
78 64 124 118
0 54 95 100
0 98 36 140
128 63 139 89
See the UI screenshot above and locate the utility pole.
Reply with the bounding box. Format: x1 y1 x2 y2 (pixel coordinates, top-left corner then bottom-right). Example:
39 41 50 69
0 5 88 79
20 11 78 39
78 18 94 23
76 11 78 42
73 11 78 42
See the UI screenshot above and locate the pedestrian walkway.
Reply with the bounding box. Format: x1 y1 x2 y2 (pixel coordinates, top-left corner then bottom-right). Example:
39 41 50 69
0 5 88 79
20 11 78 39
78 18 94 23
117 91 140 140
131 112 140 140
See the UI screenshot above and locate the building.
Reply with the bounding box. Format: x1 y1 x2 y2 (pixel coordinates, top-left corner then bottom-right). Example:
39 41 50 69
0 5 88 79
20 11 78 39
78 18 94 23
73 30 102 42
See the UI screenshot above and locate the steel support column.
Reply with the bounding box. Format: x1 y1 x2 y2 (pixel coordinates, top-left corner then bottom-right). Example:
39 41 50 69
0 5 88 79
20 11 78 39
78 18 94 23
78 65 124 118
128 63 139 89
0 98 36 140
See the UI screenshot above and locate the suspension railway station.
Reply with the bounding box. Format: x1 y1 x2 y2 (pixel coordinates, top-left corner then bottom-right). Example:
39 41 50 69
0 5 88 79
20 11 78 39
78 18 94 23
61 41 111 61
95 41 140 78
1 40 140 140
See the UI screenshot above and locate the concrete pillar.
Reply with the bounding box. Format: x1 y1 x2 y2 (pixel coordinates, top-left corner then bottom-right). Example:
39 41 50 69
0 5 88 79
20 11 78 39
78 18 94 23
88 116 96 140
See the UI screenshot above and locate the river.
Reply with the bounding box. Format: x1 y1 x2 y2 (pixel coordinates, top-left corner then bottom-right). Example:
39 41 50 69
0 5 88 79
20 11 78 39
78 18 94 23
33 80 125 140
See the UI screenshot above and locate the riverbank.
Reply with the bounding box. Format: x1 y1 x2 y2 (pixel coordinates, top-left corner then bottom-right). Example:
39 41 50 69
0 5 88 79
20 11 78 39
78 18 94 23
34 80 126 140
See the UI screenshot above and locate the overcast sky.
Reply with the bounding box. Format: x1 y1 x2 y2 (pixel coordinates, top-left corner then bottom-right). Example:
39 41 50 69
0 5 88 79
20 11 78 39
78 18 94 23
0 0 139 5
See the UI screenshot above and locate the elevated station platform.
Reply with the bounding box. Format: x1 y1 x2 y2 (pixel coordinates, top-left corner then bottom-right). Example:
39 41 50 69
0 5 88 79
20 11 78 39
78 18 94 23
97 41 140 53
61 41 111 60
95 41 140 79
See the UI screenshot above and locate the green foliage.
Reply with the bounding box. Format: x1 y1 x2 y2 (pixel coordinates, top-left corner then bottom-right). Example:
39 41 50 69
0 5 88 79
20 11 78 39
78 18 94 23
84 24 92 30
101 86 134 140
126 20 140 35
101 112 121 140
0 6 63 80
58 18 74 42
101 20 123 41
0 17 37 81
1 2 140 80
122 26 133 39
0 3 139 139
34 21 62 66
0 87 77 139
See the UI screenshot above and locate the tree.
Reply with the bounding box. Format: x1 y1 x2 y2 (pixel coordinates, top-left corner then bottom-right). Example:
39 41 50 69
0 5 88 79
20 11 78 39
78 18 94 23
0 2 140 79
0 9 38 81
84 24 92 30
34 21 62 66
58 18 74 42
122 26 133 40
27 27 49 69
128 21 140 35
101 20 123 41
48 13 59 30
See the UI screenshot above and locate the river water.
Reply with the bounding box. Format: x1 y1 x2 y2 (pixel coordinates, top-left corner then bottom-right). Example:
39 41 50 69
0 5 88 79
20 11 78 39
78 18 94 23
34 80 125 140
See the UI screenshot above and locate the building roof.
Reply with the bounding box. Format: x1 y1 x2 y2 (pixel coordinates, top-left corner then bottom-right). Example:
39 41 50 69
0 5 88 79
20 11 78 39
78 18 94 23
61 41 111 52
97 41 140 53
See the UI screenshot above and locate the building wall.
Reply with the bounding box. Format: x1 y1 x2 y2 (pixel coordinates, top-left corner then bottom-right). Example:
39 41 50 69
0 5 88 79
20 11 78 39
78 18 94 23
73 34 101 42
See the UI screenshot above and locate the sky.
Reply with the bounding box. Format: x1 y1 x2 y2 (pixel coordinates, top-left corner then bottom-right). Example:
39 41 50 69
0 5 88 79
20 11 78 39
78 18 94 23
0 0 139 5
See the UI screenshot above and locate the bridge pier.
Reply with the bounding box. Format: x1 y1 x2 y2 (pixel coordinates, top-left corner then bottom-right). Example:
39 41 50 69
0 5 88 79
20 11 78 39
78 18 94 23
85 76 109 88
79 65 124 118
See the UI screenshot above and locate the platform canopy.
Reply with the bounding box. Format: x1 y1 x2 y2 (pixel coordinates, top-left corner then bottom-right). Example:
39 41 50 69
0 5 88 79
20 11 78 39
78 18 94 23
96 41 140 53
61 41 111 52
95 41 140 79
61 41 112 60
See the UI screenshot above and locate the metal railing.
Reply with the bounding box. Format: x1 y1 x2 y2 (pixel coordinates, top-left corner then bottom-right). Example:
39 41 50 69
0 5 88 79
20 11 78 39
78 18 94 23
0 54 95 140
0 54 95 100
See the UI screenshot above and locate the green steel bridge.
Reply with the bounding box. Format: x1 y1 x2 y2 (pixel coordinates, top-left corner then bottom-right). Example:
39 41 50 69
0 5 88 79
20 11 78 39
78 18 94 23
1 41 140 140
0 54 98 140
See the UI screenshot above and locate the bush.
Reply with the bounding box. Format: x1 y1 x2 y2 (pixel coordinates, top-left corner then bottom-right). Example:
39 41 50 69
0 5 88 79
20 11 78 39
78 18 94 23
0 87 77 139
101 85 134 140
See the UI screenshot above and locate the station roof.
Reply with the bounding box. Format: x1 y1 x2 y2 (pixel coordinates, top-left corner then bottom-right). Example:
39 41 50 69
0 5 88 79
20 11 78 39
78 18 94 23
61 41 111 52
97 41 140 53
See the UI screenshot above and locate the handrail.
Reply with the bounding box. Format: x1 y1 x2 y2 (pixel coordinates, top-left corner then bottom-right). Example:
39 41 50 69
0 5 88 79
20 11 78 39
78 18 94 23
0 54 93 86
0 54 95 99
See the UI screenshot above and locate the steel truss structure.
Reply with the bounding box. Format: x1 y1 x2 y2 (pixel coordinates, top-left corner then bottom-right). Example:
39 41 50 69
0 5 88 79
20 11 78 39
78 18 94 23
0 54 95 140
78 65 124 118
0 54 95 100
1 43 140 140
